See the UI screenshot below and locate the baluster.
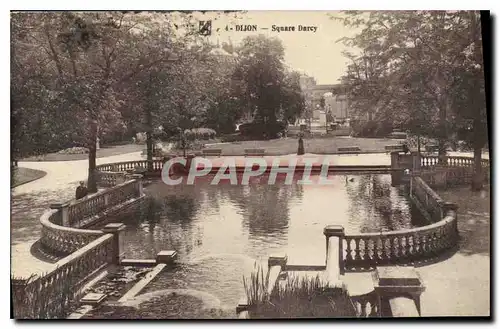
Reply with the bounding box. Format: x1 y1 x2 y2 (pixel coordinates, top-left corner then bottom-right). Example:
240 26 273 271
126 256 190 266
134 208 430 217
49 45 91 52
354 238 362 262
345 238 353 264
369 301 378 317
391 237 399 259
421 234 427 255
381 237 389 262
404 236 411 259
360 300 367 317
412 234 418 257
373 238 380 263
364 239 371 263
432 232 438 253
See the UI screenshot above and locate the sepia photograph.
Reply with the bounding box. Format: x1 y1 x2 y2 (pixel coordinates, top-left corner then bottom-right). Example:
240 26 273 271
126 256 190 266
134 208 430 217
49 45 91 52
10 9 491 319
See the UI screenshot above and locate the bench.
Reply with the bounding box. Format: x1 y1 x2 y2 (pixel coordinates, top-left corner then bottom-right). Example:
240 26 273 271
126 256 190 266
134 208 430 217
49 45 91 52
244 148 265 157
425 145 439 153
202 148 222 157
337 147 361 154
385 145 404 152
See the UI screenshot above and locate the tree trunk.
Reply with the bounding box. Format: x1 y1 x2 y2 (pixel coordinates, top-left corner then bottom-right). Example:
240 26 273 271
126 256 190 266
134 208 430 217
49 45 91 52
87 121 98 193
471 146 483 191
470 11 486 191
146 105 153 172
417 134 421 154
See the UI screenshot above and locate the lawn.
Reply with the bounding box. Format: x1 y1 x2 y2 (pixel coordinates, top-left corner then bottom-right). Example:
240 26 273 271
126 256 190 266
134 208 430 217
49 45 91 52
11 167 47 188
20 144 145 162
436 184 490 256
202 137 405 156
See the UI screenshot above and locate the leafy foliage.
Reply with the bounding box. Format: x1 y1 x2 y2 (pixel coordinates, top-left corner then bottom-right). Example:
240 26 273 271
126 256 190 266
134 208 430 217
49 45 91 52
333 11 487 188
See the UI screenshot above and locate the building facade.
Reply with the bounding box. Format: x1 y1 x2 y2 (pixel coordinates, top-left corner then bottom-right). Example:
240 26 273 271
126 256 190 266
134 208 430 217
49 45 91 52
299 75 349 123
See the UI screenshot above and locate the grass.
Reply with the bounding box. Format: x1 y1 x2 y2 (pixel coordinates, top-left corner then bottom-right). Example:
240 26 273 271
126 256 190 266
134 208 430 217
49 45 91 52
436 184 490 256
20 144 144 162
243 263 357 318
11 167 47 187
204 137 405 156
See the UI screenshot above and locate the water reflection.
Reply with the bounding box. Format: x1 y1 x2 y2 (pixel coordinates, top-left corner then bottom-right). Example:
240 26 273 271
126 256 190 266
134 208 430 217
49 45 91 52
345 174 414 232
121 174 425 260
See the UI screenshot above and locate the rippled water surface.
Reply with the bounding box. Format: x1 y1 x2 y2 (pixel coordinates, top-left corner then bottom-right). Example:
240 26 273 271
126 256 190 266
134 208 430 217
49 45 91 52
114 173 425 315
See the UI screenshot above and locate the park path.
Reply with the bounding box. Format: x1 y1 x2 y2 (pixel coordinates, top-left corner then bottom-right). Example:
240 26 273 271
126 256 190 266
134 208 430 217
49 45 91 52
11 151 144 278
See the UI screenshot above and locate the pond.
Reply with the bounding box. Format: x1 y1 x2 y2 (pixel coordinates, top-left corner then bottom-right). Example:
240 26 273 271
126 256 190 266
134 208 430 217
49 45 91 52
100 173 426 317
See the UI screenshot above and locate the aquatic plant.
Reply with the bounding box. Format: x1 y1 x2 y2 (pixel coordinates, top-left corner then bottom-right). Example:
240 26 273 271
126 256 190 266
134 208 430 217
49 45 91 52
243 263 357 318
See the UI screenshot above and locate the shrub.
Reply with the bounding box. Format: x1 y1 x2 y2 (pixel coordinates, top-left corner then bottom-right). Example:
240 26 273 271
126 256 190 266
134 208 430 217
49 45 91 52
243 263 357 319
185 128 217 141
239 121 287 139
57 146 89 154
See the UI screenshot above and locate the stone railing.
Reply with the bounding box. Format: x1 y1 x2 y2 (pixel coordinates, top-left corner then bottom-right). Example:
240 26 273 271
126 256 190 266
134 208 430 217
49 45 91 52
12 233 115 319
420 155 489 169
96 160 164 175
418 155 490 187
40 209 104 254
350 291 380 317
324 177 458 271
96 171 127 187
411 176 444 222
420 155 440 169
40 179 143 255
67 180 142 228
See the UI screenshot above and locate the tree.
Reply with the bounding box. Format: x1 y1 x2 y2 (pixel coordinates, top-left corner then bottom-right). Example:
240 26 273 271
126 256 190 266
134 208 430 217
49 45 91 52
334 11 488 189
232 35 304 137
233 35 285 126
280 71 306 124
11 12 196 191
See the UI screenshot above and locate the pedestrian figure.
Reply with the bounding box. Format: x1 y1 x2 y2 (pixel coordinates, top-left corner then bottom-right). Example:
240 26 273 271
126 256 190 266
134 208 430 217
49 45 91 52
75 181 88 200
297 136 305 155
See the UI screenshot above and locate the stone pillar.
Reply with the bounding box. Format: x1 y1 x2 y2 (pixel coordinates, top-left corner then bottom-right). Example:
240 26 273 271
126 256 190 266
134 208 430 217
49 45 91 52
129 174 144 196
442 202 459 237
411 152 421 174
390 151 400 170
323 225 345 287
373 266 425 317
117 173 127 185
267 255 288 295
50 203 70 226
102 223 126 264
156 250 178 264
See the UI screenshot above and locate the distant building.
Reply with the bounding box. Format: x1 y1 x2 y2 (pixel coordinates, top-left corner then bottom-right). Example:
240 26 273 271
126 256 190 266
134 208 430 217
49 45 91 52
298 77 349 123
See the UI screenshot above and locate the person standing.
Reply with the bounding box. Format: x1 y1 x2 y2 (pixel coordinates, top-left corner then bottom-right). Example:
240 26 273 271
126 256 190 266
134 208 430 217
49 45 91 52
297 135 305 155
75 181 88 200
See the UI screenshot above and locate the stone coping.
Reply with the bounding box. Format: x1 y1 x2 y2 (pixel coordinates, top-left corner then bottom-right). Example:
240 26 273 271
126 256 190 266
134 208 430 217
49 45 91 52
40 209 103 235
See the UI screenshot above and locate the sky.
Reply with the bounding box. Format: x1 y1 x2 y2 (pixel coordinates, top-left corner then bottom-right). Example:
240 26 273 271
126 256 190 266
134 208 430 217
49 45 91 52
193 11 359 85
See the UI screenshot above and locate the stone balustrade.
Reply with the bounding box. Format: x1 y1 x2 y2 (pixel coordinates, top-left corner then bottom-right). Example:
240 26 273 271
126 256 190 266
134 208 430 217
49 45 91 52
420 155 489 169
96 171 127 187
66 180 141 228
340 177 458 271
40 209 104 255
12 234 115 319
97 160 163 173
40 179 143 255
350 291 380 317
411 176 444 222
